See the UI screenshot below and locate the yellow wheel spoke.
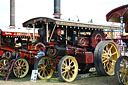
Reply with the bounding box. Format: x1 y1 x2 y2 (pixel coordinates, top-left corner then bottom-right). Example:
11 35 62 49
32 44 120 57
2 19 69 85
62 67 66 70
46 70 49 75
111 52 117 56
102 55 108 59
103 50 107 54
65 60 67 66
40 60 45 65
71 65 75 68
122 74 126 83
68 72 71 79
22 67 26 70
62 70 67 74
102 59 108 63
109 45 113 51
68 59 70 65
112 60 116 63
70 71 74 75
119 68 124 73
106 65 109 71
37 68 42 70
70 60 73 65
63 72 66 77
17 60 20 66
59 56 78 82
105 44 109 51
21 62 25 67
104 62 109 69
37 57 54 79
38 64 42 67
43 71 46 77
39 70 43 74
66 73 68 79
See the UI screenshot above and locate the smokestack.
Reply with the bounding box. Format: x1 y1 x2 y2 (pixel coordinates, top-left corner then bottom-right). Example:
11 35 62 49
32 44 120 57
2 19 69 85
53 0 61 19
9 0 15 28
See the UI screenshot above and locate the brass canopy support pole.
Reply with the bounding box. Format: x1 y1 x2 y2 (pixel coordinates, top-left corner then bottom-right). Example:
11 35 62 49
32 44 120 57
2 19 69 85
27 26 33 41
49 24 56 42
111 29 113 40
66 26 68 45
46 23 49 42
33 24 35 43
120 17 123 36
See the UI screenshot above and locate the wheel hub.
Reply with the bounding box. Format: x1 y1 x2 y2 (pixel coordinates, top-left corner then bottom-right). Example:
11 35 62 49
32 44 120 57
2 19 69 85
65 66 70 71
67 66 70 70
41 66 46 70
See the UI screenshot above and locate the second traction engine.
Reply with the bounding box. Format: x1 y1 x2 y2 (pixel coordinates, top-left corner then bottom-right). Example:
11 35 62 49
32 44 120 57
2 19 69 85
22 17 120 82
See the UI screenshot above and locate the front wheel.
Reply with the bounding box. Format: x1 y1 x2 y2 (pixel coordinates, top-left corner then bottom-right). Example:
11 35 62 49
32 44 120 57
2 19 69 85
58 56 78 82
34 56 54 79
115 56 128 85
13 58 29 78
0 58 8 77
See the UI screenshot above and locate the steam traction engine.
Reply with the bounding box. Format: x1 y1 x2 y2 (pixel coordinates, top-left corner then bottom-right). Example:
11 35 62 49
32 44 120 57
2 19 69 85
106 4 128 85
23 17 120 82
0 28 41 80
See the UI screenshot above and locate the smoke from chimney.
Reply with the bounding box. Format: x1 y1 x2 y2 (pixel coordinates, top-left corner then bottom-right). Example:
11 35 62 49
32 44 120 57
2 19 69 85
9 0 15 28
53 0 61 19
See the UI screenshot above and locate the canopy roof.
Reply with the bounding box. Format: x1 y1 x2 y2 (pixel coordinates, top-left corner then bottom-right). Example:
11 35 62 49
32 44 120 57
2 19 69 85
106 4 128 23
23 17 120 30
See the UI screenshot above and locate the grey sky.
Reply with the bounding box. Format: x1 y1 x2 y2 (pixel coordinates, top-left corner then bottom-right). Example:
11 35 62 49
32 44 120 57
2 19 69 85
0 0 128 29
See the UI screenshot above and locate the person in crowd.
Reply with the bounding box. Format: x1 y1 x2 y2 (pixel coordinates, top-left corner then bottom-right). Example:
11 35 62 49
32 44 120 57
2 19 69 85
37 47 45 58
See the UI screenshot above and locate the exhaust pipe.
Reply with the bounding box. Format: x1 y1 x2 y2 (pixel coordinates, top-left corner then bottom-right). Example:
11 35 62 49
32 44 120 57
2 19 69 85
53 0 61 19
9 0 15 28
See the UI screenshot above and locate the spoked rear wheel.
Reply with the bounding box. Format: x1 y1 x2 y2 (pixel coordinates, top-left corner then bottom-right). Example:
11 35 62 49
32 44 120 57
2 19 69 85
34 56 54 79
115 56 128 85
13 58 29 78
94 41 120 76
58 56 78 82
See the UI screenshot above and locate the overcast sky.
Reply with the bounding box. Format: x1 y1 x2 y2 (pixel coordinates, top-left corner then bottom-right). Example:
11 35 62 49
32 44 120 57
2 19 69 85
0 0 128 29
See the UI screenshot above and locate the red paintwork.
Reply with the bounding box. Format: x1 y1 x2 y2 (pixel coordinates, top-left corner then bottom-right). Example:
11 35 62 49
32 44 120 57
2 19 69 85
106 4 128 22
20 52 31 59
67 48 75 55
75 47 93 64
0 46 15 52
0 50 4 57
2 32 40 37
78 37 89 46
86 53 93 63
75 52 93 64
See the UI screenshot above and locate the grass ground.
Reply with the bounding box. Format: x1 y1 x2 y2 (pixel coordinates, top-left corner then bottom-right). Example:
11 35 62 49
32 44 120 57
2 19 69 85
0 72 119 85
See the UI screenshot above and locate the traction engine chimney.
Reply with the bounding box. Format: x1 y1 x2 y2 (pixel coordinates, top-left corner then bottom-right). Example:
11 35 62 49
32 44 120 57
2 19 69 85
9 0 15 28
53 0 61 19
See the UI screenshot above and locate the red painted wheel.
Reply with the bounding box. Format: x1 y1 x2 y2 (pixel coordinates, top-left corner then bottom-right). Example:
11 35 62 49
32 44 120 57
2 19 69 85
91 31 105 48
47 47 57 58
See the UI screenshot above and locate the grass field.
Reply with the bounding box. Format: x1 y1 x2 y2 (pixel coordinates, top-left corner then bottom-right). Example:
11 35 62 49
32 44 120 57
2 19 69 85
0 72 119 85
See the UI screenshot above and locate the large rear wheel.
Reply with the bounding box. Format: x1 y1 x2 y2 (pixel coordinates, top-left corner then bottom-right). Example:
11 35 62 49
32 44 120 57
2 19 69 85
58 56 78 82
94 41 120 76
34 56 54 79
115 56 128 85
